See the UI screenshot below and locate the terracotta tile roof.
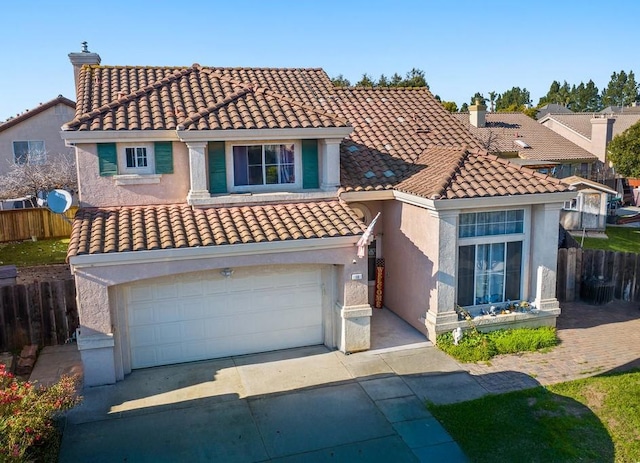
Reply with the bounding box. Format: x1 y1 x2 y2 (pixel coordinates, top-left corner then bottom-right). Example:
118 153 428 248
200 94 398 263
0 95 75 133
64 65 347 131
332 88 571 199
453 112 597 162
541 113 640 139
67 201 365 258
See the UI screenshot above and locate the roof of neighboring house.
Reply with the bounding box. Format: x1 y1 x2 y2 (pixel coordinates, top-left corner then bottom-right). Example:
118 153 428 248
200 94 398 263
64 64 348 131
0 95 75 133
332 91 571 199
67 200 365 258
599 105 640 114
560 175 618 195
452 112 597 163
539 113 640 140
536 103 572 119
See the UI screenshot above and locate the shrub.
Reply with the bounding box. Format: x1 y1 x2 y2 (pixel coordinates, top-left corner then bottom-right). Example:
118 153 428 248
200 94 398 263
437 327 558 363
0 363 81 461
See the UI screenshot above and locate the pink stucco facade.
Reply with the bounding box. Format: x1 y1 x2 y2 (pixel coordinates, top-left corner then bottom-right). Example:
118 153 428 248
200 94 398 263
75 142 190 207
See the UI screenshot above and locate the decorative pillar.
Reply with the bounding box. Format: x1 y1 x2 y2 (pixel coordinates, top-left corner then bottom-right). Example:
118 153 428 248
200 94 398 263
186 141 210 201
319 138 342 191
425 209 460 340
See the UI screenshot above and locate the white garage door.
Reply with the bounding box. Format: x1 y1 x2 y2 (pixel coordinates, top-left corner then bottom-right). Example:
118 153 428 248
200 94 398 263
126 265 324 369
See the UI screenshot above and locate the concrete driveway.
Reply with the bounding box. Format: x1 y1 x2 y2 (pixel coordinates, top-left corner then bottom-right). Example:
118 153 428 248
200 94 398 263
59 343 480 462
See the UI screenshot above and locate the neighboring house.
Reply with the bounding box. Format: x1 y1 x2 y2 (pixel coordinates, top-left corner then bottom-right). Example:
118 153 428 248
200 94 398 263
62 50 574 386
538 111 640 167
454 103 598 179
0 95 76 208
559 176 618 232
536 103 572 119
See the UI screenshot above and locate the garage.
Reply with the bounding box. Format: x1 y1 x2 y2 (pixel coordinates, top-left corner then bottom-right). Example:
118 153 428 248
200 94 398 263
125 265 325 369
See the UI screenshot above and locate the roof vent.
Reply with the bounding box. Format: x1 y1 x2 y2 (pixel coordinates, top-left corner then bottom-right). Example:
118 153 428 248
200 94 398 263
514 139 531 148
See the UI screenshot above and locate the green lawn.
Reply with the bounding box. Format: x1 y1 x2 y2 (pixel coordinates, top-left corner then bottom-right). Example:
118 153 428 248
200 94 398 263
428 369 640 463
580 226 640 253
0 238 69 266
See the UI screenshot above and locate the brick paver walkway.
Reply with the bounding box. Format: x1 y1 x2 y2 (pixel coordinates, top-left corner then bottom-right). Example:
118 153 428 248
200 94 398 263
464 301 640 393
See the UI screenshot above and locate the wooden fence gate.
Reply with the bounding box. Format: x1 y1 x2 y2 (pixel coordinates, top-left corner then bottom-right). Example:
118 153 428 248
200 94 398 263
0 280 78 352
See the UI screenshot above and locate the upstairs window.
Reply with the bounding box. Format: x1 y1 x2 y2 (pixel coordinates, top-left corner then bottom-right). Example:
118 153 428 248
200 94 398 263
125 147 148 169
13 141 45 165
232 144 295 187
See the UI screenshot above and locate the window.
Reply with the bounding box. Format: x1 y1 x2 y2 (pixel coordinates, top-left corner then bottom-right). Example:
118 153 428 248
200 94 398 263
126 147 148 169
457 209 525 307
13 141 45 165
563 198 579 211
232 144 295 187
118 144 154 174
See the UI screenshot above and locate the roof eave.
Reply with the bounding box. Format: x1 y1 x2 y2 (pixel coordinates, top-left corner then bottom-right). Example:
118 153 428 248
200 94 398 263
177 126 353 142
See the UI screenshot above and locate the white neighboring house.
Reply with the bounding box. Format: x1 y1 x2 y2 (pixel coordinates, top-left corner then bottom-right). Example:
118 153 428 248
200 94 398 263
0 95 75 209
559 176 618 232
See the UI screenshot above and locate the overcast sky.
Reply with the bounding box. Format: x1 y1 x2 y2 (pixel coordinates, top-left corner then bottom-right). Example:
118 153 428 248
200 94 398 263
1 0 638 121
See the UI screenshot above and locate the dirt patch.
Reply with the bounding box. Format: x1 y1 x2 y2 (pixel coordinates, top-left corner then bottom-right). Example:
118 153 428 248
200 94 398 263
16 264 72 284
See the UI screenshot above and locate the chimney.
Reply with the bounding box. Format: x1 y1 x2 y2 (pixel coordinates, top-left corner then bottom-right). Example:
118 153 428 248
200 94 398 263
469 97 486 128
68 41 101 92
590 116 615 164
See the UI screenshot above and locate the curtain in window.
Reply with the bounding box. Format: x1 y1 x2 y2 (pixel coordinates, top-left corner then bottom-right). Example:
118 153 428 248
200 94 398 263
233 146 249 185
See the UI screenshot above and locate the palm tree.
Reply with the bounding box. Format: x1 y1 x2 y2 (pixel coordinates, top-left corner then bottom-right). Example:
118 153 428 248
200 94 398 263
488 91 497 112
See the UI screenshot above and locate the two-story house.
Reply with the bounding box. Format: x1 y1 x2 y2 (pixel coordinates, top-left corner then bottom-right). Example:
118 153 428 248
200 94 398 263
62 50 575 386
0 95 75 208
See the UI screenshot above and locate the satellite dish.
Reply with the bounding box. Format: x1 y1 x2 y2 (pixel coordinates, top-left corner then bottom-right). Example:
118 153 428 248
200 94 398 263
46 189 73 213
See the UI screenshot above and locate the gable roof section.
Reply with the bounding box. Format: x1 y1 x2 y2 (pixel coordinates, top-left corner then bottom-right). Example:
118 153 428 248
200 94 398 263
560 175 618 195
64 64 347 131
333 88 570 199
0 95 75 133
67 200 365 258
453 112 597 162
541 113 640 140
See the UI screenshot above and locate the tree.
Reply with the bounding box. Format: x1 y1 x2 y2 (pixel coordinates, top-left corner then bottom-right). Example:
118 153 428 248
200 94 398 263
572 80 601 112
355 73 375 87
441 101 458 113
390 73 403 87
470 92 487 105
460 102 469 112
488 91 497 112
607 120 640 177
331 74 351 87
496 87 531 111
377 74 389 87
602 70 639 107
401 68 428 88
0 152 77 202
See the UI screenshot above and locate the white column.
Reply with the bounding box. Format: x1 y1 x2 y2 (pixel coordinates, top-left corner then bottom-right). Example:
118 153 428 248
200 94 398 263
530 203 562 311
319 138 342 191
425 209 460 339
186 142 210 201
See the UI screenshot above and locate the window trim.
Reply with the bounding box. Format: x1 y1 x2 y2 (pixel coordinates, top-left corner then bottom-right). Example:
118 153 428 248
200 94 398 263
13 140 46 165
456 207 531 309
225 140 302 192
118 143 155 174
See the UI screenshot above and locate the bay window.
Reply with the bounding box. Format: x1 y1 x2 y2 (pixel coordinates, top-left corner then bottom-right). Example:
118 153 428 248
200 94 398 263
457 210 525 307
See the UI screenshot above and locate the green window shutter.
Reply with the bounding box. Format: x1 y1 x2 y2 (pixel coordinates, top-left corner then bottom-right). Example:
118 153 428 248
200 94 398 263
301 139 319 189
97 143 117 176
154 141 173 174
208 141 227 194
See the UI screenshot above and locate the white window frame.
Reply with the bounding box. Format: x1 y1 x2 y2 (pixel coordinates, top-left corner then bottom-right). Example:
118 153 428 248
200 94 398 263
563 197 580 211
118 143 155 175
456 207 531 309
13 140 46 165
225 140 302 192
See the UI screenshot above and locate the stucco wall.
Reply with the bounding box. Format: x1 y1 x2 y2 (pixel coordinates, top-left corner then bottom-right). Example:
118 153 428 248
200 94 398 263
0 104 75 176
75 142 190 207
381 200 439 335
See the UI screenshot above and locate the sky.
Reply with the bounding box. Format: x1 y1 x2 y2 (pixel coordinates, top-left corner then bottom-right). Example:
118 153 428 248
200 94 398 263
1 0 639 122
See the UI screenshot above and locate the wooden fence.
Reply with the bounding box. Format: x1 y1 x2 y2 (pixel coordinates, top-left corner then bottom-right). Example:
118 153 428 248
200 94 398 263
557 247 640 302
0 280 78 352
0 207 77 242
